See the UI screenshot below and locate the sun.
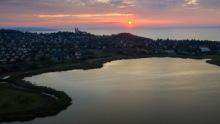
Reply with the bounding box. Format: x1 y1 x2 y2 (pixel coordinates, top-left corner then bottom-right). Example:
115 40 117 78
128 21 133 25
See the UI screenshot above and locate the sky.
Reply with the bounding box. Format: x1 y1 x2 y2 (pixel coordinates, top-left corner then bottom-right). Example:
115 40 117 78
0 0 220 29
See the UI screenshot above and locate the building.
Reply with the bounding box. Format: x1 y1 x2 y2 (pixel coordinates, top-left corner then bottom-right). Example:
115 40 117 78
75 51 82 59
52 53 69 60
164 50 175 54
218 50 220 55
75 28 80 34
0 58 7 64
199 46 211 52
75 28 87 34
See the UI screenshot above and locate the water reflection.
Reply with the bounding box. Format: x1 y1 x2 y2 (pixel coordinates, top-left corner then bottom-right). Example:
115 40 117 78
7 58 220 124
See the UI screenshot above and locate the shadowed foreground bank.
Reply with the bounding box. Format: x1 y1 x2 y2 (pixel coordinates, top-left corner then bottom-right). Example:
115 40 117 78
0 75 72 122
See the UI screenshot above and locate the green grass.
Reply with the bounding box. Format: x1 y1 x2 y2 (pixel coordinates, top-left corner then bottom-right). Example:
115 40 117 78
0 85 58 122
2 74 72 122
0 87 55 114
203 55 220 66
90 50 116 58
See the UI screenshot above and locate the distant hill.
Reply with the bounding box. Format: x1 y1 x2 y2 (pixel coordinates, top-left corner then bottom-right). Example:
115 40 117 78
0 29 24 35
115 33 152 41
2 27 57 32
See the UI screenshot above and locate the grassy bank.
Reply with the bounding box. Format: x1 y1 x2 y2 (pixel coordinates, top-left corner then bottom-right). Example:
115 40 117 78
1 54 220 122
205 55 220 66
0 83 56 122
1 75 72 122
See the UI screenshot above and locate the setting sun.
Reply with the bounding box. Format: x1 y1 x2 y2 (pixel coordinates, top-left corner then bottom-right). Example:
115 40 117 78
128 21 133 25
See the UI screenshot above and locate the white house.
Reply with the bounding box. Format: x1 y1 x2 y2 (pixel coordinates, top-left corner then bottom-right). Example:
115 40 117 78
75 51 82 59
199 46 211 52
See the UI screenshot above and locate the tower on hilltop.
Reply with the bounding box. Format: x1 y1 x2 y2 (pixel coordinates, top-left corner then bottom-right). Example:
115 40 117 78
75 27 79 33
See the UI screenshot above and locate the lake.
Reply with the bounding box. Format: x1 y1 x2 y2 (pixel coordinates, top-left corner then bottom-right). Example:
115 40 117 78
6 58 220 124
33 27 220 41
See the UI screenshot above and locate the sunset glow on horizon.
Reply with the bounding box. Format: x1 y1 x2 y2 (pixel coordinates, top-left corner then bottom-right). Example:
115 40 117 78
0 0 220 28
128 21 133 25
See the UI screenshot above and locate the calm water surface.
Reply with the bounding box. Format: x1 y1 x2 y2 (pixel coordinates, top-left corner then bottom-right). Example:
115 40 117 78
34 27 220 41
85 27 220 41
7 58 220 124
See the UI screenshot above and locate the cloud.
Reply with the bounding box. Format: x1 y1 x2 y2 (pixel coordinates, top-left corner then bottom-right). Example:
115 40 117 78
135 0 184 9
199 0 220 8
38 13 133 18
71 0 136 8
0 0 220 27
66 0 86 6
183 0 198 7
94 0 110 4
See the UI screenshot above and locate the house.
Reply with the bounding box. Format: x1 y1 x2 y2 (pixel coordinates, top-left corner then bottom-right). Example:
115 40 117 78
164 50 175 54
0 58 7 64
155 48 164 54
58 35 63 42
75 51 82 59
26 57 32 62
52 53 69 60
218 50 220 55
199 46 211 52
14 56 19 59
10 58 15 62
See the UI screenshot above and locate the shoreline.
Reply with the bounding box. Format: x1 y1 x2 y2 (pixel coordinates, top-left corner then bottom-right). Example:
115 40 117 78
1 55 220 122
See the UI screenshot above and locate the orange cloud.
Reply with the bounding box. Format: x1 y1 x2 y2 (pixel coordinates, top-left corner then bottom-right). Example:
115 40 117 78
38 13 133 18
